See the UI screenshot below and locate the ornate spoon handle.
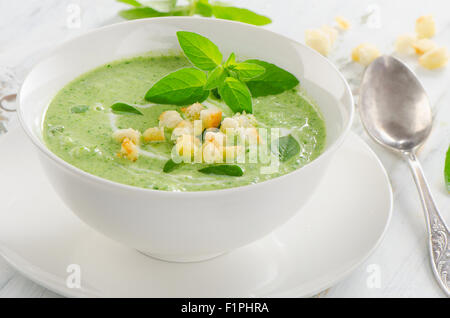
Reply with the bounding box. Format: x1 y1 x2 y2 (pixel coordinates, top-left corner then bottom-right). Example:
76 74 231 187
406 152 449 297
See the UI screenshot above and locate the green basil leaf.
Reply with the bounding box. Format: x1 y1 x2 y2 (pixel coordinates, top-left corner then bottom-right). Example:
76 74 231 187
198 164 243 176
176 31 223 71
212 5 271 26
204 65 226 90
71 105 89 114
111 102 143 115
163 159 182 173
272 135 300 162
244 59 299 97
224 52 236 68
233 62 266 81
145 68 209 105
218 77 252 113
119 7 169 19
117 0 142 7
195 0 213 17
445 145 450 192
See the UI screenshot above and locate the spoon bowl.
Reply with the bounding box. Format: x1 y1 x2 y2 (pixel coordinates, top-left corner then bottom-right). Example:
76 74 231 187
359 55 449 296
359 56 432 152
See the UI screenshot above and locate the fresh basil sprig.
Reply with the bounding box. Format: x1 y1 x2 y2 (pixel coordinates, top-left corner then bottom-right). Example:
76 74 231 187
117 0 271 26
272 135 300 162
145 31 299 113
145 68 209 105
110 102 144 115
198 164 243 176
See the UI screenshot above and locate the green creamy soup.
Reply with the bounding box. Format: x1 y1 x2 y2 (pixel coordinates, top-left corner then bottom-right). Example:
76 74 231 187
43 54 326 191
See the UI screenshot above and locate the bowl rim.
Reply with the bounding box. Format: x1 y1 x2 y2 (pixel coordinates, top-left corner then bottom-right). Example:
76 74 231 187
17 16 354 196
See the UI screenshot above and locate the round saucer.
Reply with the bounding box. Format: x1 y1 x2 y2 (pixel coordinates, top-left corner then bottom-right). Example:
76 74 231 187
0 124 392 297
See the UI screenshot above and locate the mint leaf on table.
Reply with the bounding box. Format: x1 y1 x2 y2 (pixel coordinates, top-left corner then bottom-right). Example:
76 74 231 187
111 102 144 115
198 164 243 176
119 7 169 19
445 145 450 192
163 159 182 173
244 59 299 97
117 0 142 7
145 68 209 105
218 77 252 113
211 5 271 26
204 65 226 90
272 135 300 162
176 31 223 71
195 0 213 17
232 62 266 81
71 105 89 114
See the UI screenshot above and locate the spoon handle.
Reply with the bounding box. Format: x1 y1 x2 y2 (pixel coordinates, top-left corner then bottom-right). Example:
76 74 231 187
406 152 449 297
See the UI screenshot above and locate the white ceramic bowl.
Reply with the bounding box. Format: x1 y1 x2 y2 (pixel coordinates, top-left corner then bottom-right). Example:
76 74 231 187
18 17 354 262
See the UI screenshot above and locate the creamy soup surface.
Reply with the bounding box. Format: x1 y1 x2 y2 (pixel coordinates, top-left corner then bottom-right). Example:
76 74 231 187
43 54 326 191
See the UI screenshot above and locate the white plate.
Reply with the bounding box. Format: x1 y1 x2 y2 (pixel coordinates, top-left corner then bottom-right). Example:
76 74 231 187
0 124 392 297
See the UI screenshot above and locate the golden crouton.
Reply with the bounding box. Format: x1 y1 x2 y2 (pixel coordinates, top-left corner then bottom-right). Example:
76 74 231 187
175 134 200 162
395 34 417 55
143 127 165 142
181 102 204 120
321 25 338 45
112 128 141 145
118 137 138 161
335 16 351 30
171 120 194 141
200 108 222 129
352 43 381 66
419 47 449 69
204 131 226 148
220 117 239 134
305 28 332 56
159 110 183 129
412 38 437 55
202 141 223 164
415 15 435 39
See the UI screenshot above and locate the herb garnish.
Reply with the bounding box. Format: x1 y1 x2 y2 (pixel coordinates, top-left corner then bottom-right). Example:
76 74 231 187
117 0 271 26
272 135 300 162
198 164 243 176
110 102 144 115
163 159 182 173
145 31 299 113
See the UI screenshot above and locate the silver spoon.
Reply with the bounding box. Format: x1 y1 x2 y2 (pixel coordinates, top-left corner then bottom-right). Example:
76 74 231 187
359 55 449 296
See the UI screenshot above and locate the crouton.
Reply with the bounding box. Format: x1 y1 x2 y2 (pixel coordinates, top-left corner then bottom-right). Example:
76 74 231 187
118 137 139 161
113 128 141 145
395 34 417 55
175 134 200 162
204 131 226 148
412 38 437 55
159 110 182 129
321 25 338 44
415 15 435 39
220 117 239 134
352 43 381 66
305 29 332 56
335 16 351 30
171 120 194 140
181 102 204 120
419 47 449 69
200 108 222 129
143 127 165 142
202 141 223 164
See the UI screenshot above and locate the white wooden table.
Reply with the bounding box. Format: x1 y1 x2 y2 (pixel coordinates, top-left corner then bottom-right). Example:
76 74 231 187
0 0 449 297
